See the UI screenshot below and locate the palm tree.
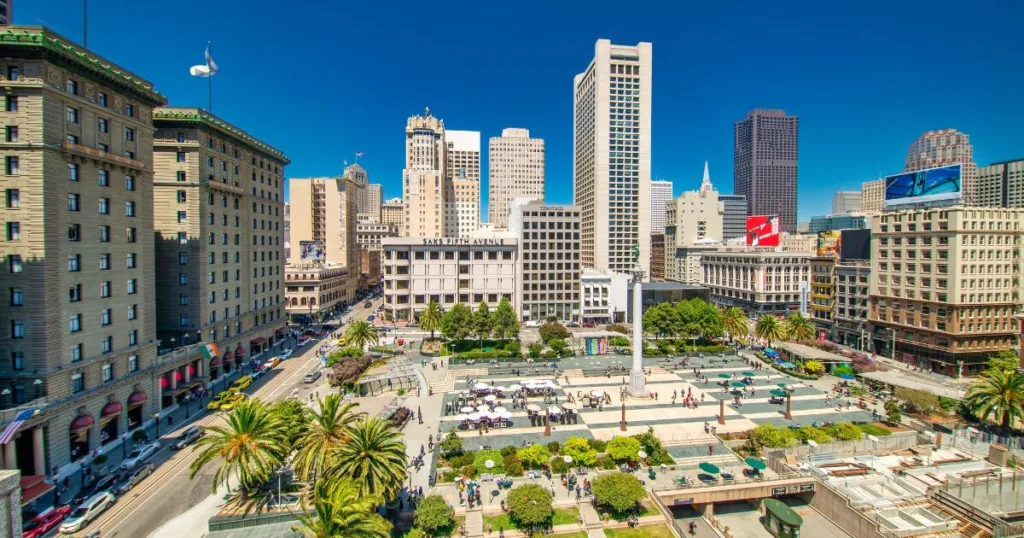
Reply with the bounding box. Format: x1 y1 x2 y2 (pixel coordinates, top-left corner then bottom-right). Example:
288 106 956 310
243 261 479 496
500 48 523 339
721 306 748 343
326 417 407 500
189 398 287 495
965 368 1024 433
420 301 443 340
293 479 391 538
293 395 365 482
344 320 378 351
754 314 785 348
783 313 815 341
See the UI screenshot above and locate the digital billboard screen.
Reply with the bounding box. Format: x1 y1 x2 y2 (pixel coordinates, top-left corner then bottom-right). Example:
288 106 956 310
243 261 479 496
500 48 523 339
816 231 841 258
746 215 780 247
884 164 962 207
839 229 870 260
299 240 325 262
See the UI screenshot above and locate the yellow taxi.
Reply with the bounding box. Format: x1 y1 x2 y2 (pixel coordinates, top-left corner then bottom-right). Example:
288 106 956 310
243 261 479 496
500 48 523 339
265 356 281 369
219 393 247 411
206 391 231 410
230 376 252 392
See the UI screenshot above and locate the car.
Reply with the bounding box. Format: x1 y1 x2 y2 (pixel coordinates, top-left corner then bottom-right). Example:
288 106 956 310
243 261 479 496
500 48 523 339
524 320 541 328
367 314 376 321
207 392 232 410
22 505 72 538
364 301 373 308
219 393 247 411
172 426 204 450
279 348 293 359
583 322 596 328
120 442 160 470
303 370 321 383
59 491 115 534
266 356 281 369
71 472 122 507
116 463 154 494
230 376 252 392
567 321 581 327
296 337 310 348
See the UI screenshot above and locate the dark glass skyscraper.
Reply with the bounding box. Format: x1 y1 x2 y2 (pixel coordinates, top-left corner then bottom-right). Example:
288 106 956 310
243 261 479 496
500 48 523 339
733 109 799 233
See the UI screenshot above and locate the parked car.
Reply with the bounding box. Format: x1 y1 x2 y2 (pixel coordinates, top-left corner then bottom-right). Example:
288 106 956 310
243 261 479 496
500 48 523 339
172 426 204 450
58 491 115 534
582 322 596 328
265 356 281 369
22 505 72 538
279 348 293 360
567 321 581 327
303 370 321 384
249 368 266 381
116 463 154 494
367 314 376 321
120 442 160 470
219 393 247 411
524 320 541 328
230 375 252 392
71 473 122 507
296 337 310 348
207 391 232 410
364 301 373 308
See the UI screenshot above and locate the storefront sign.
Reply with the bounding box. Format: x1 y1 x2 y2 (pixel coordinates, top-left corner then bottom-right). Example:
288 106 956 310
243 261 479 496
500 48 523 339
772 487 786 496
421 238 506 246
673 498 694 505
799 483 814 492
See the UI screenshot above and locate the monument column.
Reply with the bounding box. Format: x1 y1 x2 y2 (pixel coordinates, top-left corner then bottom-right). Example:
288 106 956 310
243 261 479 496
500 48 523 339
628 262 646 397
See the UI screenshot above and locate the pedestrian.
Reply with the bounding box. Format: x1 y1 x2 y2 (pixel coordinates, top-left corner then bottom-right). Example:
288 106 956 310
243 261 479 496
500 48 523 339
708 444 713 456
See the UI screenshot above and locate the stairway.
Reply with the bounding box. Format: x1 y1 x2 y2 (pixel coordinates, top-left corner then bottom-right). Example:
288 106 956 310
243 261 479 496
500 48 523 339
429 371 456 393
562 368 584 379
465 507 484 538
454 368 490 379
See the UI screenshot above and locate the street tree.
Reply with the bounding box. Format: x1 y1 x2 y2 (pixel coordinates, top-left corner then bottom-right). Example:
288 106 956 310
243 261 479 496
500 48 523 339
327 417 407 500
538 321 570 344
590 472 646 513
783 312 815 341
420 301 443 340
561 437 597 466
344 321 378 351
492 297 520 342
516 443 552 469
721 306 749 342
440 303 472 342
190 398 287 496
294 479 390 538
606 436 642 463
965 368 1024 433
506 483 553 528
414 495 455 537
471 301 493 349
754 314 785 347
293 395 364 482
642 302 678 339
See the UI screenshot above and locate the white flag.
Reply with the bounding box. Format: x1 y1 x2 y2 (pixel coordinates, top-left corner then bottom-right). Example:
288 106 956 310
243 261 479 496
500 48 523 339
189 43 219 77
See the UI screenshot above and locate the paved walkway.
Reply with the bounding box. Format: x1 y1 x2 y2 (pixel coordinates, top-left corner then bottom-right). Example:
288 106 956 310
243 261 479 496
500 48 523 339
579 501 606 537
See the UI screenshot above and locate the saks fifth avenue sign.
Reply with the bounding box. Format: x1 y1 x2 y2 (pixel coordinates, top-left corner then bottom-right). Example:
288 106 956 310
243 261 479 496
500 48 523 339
422 238 506 246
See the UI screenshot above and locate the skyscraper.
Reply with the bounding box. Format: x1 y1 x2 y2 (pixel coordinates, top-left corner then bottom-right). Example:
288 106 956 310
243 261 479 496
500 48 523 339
975 158 1024 208
381 198 405 231
445 130 481 181
650 179 673 234
343 162 378 223
362 183 382 223
832 191 861 214
719 194 748 241
860 179 884 214
903 129 977 204
287 176 360 297
445 131 480 237
734 109 799 233
573 39 652 276
488 128 545 228
402 109 446 237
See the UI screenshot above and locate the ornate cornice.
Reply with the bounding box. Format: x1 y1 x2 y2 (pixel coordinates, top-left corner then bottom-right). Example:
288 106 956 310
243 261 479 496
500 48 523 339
153 108 289 164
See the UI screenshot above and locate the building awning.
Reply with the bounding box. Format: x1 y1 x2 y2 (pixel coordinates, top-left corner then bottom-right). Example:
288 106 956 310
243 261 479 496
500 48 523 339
127 391 147 407
101 402 123 416
164 380 203 396
234 346 246 356
275 327 287 334
251 337 267 345
69 415 94 430
20 475 54 507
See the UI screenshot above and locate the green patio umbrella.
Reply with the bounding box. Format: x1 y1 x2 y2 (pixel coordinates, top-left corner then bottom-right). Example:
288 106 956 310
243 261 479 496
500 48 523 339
730 381 746 388
742 371 756 377
717 373 732 379
745 457 767 471
776 383 789 388
770 389 787 398
698 462 720 475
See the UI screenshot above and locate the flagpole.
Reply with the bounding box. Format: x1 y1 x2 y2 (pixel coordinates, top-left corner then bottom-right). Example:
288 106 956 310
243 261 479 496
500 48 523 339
207 42 213 113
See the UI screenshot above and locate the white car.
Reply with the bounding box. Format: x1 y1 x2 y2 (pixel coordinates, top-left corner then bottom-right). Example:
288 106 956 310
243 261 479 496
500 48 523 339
279 348 293 360
119 442 160 470
296 338 310 348
525 320 542 328
59 491 115 534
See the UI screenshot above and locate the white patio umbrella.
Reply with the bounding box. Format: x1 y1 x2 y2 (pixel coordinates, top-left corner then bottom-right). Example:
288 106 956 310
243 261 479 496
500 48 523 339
548 406 562 415
461 406 475 413
493 407 509 414
454 414 469 421
526 404 542 412
473 382 490 390
476 405 490 412
562 402 577 411
483 395 497 403
591 390 605 397
507 384 522 391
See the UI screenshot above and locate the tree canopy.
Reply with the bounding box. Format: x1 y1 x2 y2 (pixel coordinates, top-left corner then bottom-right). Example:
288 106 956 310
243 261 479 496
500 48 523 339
560 437 597 466
606 436 642 462
506 484 553 528
491 297 520 341
590 472 646 513
440 303 472 341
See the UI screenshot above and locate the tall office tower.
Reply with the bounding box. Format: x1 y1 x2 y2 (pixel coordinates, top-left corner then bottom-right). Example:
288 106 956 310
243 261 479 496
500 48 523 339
152 106 289 388
832 191 861 214
0 27 167 474
445 130 481 181
403 109 447 238
975 159 1024 208
650 179 673 233
362 183 383 222
381 198 405 231
446 178 479 238
869 207 1023 377
719 194 748 241
573 39 652 276
489 128 545 228
649 233 665 280
343 162 373 221
861 179 884 213
664 167 724 283
287 177 360 292
734 109 799 233
509 200 581 323
903 129 976 204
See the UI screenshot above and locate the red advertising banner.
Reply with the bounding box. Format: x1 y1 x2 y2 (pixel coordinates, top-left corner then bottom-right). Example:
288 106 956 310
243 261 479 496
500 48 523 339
746 215 780 247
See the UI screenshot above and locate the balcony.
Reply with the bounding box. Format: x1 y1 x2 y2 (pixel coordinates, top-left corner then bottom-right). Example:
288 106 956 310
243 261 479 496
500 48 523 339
62 141 147 171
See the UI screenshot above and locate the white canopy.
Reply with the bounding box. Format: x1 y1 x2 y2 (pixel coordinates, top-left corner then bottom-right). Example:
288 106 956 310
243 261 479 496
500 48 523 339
591 390 605 397
507 384 522 391
473 382 490 390
548 406 562 415
493 407 509 414
454 414 469 421
483 395 497 402
526 404 542 412
460 406 475 413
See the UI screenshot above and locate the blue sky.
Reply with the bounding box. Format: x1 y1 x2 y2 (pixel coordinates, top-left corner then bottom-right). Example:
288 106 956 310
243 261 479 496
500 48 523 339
19 0 1024 221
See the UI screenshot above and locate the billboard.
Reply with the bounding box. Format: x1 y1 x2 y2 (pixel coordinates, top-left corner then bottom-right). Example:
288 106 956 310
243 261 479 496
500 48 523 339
884 164 962 208
299 240 325 262
816 231 841 258
839 229 870 260
746 215 780 247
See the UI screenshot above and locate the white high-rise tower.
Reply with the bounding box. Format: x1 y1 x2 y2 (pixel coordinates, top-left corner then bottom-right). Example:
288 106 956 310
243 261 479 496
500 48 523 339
650 180 673 233
573 39 652 277
489 128 546 228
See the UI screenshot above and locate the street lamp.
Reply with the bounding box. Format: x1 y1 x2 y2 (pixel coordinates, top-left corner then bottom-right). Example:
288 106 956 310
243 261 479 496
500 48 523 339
170 338 176 350
153 413 161 439
33 379 43 400
184 394 192 418
121 433 130 459
276 468 286 507
183 333 190 347
0 388 9 407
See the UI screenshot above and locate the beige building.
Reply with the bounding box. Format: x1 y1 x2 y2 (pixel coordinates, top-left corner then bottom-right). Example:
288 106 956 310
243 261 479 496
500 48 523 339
287 176 360 301
488 128 545 228
283 201 290 259
343 163 383 223
779 233 817 253
357 222 398 251
448 178 479 238
285 264 349 324
903 129 977 204
975 158 1024 208
152 106 288 408
809 256 836 335
701 249 811 315
832 191 861 214
403 110 447 238
834 259 871 350
869 207 1023 377
363 183 382 222
0 26 167 476
381 197 404 231
861 179 884 214
509 200 581 322
446 130 480 181
665 166 723 283
381 236 518 323
650 179 673 234
573 39 652 277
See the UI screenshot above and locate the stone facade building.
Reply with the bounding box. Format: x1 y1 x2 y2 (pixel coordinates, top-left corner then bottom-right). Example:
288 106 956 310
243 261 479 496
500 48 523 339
701 249 811 314
509 201 581 323
488 128 545 228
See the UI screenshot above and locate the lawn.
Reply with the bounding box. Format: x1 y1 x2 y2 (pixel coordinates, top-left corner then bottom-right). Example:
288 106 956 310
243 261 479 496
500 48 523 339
605 525 675 538
483 507 580 531
549 533 588 538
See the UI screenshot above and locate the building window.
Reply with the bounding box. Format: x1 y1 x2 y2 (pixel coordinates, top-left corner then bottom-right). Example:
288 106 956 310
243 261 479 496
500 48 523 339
179 273 188 285
101 308 111 326
103 363 113 383
11 352 24 371
100 225 110 242
126 175 135 191
68 163 79 181
72 373 84 394
128 330 137 346
126 227 136 243
98 118 108 133
177 132 185 143
100 281 110 298
125 202 135 219
5 189 18 208
128 304 137 320
177 211 187 223
98 92 107 107
5 95 17 111
177 190 187 203
98 170 109 186
5 222 19 241
9 287 22 306
9 255 22 273
126 253 136 269
179 294 189 305
102 336 112 353
4 156 17 175
125 127 135 141
70 344 82 362
68 223 81 241
69 314 82 333
178 252 188 265
129 355 138 372
68 254 81 272
98 197 110 215
180 314 189 327
176 170 186 181
98 143 109 153
66 106 79 124
99 254 110 270
176 151 186 163
125 103 134 117
66 78 78 94
127 279 137 295
5 126 17 142
67 193 80 211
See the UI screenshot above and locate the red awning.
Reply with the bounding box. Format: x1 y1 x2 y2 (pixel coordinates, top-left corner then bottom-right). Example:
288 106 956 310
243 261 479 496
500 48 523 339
210 357 221 367
251 337 267 345
20 476 54 507
234 346 246 356
101 402 123 416
127 391 147 406
69 415 94 430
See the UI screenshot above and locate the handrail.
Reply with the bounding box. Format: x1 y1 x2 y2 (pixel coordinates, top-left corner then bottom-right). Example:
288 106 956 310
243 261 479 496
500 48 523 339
650 471 803 491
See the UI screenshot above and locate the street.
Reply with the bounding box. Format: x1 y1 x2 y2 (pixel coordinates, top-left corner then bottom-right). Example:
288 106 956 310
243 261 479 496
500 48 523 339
69 297 382 538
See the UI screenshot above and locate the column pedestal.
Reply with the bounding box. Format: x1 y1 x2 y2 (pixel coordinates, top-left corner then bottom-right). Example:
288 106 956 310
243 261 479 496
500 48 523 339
627 276 647 398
